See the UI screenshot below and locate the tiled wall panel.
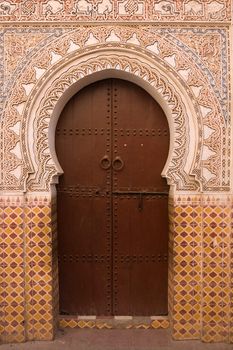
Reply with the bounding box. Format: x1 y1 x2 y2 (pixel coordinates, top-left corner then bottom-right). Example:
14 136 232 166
0 192 233 343
170 195 232 342
0 195 56 342
202 199 231 343
172 196 202 340
231 198 233 343
51 196 59 333
24 196 55 341
0 197 25 343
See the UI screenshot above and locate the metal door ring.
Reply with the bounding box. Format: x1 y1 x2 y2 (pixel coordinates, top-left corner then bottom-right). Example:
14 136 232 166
112 156 124 171
100 155 111 170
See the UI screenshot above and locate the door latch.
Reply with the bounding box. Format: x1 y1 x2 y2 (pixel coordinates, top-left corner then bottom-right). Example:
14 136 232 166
138 193 143 212
113 191 168 213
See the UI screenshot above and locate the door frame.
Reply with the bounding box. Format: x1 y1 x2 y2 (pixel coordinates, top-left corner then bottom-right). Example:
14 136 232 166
55 77 170 320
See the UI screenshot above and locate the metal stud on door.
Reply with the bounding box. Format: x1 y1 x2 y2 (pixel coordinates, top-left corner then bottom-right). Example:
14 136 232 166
56 79 169 316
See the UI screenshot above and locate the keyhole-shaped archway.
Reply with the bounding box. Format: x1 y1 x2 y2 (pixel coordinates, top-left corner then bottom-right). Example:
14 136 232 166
55 77 170 317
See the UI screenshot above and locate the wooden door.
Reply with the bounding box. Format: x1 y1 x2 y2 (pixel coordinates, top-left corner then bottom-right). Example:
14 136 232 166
56 79 169 316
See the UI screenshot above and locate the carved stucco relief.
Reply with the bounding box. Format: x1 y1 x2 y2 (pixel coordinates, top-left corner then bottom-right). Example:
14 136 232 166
0 0 230 22
0 25 230 192
27 52 197 192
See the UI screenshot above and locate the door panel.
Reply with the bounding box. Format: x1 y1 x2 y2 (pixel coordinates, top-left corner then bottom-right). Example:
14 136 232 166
111 79 169 315
113 195 168 315
111 79 168 191
57 194 112 315
56 79 111 188
56 80 112 315
56 78 169 316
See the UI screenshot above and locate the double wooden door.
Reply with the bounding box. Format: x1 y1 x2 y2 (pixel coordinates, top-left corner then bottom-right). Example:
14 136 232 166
56 79 169 316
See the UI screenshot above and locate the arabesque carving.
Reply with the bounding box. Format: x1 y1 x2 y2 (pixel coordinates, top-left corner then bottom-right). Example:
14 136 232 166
0 0 230 22
27 54 195 191
0 25 229 192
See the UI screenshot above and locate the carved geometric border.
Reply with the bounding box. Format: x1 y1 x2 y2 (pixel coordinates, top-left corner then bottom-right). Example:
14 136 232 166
1 25 228 192
27 52 197 192
0 0 230 22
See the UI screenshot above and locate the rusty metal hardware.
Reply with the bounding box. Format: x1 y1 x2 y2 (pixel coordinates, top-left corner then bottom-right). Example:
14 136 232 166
112 156 124 171
100 155 111 170
139 193 143 212
113 191 168 212
113 191 169 195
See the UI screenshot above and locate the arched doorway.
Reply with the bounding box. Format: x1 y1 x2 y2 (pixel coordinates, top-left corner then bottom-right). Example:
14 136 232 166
55 78 169 316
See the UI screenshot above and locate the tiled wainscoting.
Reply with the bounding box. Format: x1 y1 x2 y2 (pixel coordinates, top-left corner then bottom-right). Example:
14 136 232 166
0 193 232 343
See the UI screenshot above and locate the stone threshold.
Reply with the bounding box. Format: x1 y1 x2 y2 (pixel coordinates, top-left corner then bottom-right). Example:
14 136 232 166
59 315 170 329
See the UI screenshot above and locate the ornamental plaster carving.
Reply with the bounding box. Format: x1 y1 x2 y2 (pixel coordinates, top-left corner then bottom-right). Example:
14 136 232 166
3 32 50 81
27 53 196 192
0 0 230 22
0 25 230 192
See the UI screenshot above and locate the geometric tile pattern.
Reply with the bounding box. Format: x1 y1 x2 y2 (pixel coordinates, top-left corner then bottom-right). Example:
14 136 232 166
172 196 202 340
24 196 55 341
127 319 170 330
202 198 231 343
171 195 232 343
51 197 59 335
0 193 233 343
0 197 25 343
0 194 56 343
59 318 113 330
59 317 170 330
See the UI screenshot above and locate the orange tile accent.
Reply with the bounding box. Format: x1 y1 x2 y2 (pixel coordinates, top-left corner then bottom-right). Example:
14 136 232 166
24 200 55 341
0 193 233 344
202 203 231 342
59 317 169 329
0 201 26 343
172 199 202 340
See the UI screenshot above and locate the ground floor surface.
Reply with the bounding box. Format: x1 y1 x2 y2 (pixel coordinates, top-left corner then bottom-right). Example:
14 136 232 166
1 328 232 350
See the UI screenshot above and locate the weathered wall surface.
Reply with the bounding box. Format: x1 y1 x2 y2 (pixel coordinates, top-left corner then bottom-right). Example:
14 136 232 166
0 0 232 344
